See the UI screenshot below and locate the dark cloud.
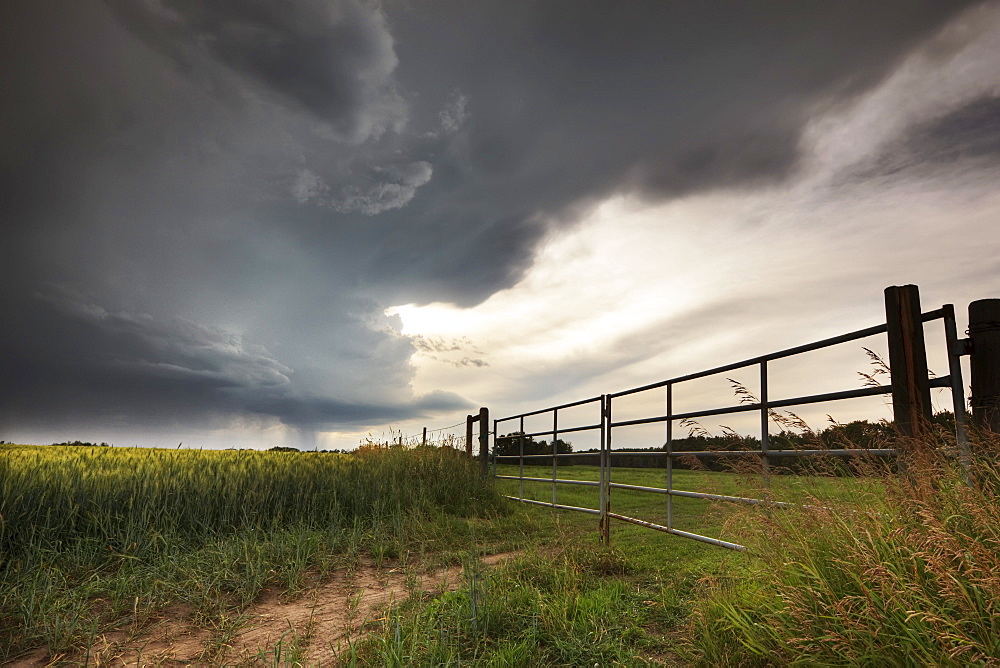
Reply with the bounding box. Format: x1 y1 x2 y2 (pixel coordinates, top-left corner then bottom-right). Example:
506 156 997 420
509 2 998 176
916 96 1000 162
0 0 984 445
356 0 977 305
0 289 469 433
105 0 406 143
841 94 1000 184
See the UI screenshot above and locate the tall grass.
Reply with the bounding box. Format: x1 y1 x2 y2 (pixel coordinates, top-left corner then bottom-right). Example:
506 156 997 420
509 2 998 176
687 425 1000 665
351 547 651 666
1 445 493 556
0 444 500 659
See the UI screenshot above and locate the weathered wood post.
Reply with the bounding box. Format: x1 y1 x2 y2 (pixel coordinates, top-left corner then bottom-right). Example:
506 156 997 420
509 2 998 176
478 406 490 476
465 415 474 457
422 427 427 447
969 299 1000 433
885 285 933 438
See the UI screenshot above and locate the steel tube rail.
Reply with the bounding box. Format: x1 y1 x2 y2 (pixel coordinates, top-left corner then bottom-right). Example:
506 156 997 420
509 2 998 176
605 394 614 544
609 322 891 399
495 452 585 459
666 383 673 529
504 496 601 515
610 385 892 428
550 423 602 435
495 395 603 423
598 448 896 457
502 424 601 439
761 360 770 477
496 475 600 486
518 416 524 500
609 378 952 430
606 310 947 401
599 394 609 545
668 448 896 457
600 448 893 457
551 408 559 505
605 512 745 550
609 482 799 508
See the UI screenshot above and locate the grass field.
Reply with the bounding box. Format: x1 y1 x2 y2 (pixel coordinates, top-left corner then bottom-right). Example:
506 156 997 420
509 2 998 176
493 461 881 546
0 444 509 662
3 430 999 665
351 428 1000 666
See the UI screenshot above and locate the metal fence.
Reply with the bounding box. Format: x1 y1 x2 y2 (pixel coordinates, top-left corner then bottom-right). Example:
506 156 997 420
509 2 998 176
492 288 971 551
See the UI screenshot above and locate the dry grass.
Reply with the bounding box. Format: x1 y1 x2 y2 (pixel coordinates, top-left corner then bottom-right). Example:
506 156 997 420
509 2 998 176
686 422 1000 665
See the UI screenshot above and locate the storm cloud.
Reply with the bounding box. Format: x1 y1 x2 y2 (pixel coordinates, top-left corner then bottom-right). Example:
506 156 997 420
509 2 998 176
0 0 990 447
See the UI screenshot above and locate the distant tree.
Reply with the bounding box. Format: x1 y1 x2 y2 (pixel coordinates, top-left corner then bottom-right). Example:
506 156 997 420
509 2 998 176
53 440 110 447
494 432 572 457
268 446 301 453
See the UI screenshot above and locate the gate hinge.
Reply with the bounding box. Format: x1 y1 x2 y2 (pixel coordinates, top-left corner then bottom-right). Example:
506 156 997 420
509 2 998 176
950 337 974 356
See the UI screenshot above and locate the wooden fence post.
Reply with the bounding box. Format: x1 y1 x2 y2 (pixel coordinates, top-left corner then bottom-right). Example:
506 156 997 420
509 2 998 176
422 427 427 447
478 406 490 476
969 299 1000 433
465 415 474 457
885 285 932 438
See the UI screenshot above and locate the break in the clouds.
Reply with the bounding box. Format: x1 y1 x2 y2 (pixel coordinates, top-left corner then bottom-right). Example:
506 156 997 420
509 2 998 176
1 0 996 449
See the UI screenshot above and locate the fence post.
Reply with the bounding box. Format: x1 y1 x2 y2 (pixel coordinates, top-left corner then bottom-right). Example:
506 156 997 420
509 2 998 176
478 406 490 476
885 285 932 438
969 299 1000 433
466 415 474 457
422 427 427 447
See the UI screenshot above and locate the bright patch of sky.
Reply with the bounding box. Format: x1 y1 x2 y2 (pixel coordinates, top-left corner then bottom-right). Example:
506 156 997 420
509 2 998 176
384 11 1000 448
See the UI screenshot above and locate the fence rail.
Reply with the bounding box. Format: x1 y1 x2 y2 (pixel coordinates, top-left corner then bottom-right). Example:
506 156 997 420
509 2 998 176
491 285 978 550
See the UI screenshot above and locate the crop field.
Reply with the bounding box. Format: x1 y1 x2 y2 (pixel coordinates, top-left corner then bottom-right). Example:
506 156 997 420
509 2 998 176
3 430 999 665
0 444 511 664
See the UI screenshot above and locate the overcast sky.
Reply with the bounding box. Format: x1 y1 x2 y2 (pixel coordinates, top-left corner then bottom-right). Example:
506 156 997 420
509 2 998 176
3 1 999 450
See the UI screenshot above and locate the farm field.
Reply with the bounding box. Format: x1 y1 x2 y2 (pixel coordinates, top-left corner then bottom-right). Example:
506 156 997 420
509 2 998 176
3 434 999 665
0 444 518 664
1 443 749 665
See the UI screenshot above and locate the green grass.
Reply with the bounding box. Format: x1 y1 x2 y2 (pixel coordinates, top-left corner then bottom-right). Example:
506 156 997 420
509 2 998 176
7 431 996 665
349 464 764 666
354 432 1000 666
0 444 505 661
684 427 1000 665
495 461 880 548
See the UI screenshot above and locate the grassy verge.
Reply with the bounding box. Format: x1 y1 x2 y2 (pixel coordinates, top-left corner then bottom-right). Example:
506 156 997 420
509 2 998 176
686 428 1000 665
353 431 1000 666
348 466 761 665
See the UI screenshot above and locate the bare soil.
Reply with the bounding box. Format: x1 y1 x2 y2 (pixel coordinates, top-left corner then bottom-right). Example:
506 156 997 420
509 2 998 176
7 552 516 667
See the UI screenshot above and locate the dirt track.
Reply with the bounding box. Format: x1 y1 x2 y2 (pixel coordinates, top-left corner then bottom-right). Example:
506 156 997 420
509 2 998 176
9 553 515 667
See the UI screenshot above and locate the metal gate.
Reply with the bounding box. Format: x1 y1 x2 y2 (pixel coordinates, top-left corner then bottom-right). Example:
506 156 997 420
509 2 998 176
491 287 972 551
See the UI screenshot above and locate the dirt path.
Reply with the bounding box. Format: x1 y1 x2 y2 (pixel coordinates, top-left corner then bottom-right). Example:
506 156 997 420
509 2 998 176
8 552 516 667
